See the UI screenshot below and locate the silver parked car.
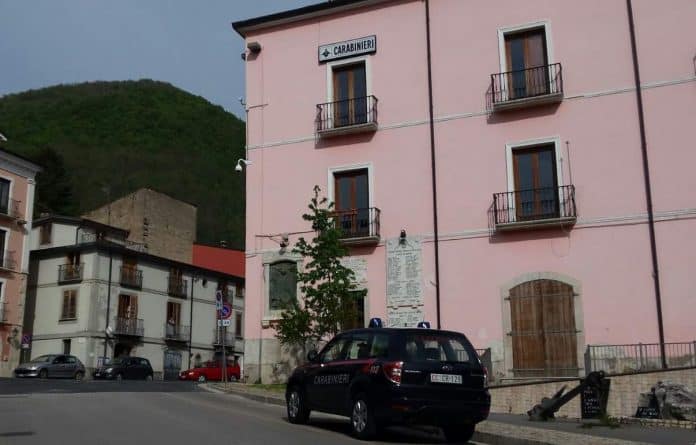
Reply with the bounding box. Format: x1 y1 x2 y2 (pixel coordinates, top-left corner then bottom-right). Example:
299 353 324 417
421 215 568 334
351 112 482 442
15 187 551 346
14 354 86 380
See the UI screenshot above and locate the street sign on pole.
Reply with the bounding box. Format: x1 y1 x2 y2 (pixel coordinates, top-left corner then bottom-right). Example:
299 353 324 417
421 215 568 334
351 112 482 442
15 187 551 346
217 319 231 327
221 302 233 320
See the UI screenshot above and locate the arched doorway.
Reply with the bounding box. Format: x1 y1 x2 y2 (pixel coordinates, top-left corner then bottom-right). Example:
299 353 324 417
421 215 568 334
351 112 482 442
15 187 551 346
508 278 579 378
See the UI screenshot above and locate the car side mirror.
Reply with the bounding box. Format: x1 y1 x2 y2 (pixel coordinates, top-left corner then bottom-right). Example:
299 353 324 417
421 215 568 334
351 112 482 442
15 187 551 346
307 350 318 363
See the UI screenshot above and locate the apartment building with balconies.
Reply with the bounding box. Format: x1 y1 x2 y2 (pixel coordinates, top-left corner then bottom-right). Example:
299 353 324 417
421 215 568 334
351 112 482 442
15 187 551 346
0 146 40 377
23 216 245 379
233 0 696 382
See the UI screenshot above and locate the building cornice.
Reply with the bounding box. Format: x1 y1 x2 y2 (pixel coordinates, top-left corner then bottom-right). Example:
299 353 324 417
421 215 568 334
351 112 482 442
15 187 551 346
29 241 245 284
0 148 42 179
232 0 395 37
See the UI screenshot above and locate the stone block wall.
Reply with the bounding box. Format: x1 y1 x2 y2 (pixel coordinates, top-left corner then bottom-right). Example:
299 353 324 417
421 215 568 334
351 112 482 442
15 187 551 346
84 188 196 263
489 367 696 419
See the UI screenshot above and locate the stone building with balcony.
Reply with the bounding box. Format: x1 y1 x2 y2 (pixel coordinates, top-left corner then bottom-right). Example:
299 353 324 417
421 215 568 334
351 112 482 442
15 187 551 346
23 215 245 379
0 146 40 377
233 0 695 383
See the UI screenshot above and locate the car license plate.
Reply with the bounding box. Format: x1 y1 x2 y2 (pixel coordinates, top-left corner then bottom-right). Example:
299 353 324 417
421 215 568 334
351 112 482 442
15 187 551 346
430 373 462 384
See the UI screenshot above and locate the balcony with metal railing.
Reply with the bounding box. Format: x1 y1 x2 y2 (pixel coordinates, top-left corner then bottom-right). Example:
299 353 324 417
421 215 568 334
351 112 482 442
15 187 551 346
120 266 143 289
58 263 83 283
0 199 23 222
167 276 188 298
492 185 576 231
0 251 16 272
488 63 563 112
113 317 144 337
212 329 235 346
164 323 190 342
332 207 381 246
316 95 378 137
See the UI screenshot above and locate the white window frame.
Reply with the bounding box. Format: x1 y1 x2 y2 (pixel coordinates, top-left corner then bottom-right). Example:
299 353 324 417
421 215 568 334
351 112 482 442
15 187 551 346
60 288 79 322
0 227 9 270
505 136 564 222
497 20 555 101
325 55 372 103
0 174 13 216
327 163 376 238
327 163 375 209
0 277 6 321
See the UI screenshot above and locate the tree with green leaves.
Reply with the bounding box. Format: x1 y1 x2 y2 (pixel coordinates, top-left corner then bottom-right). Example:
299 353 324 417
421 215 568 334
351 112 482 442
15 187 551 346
33 146 77 216
275 186 366 348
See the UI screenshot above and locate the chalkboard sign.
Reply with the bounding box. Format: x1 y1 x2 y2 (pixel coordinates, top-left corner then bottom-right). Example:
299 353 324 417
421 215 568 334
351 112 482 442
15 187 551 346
635 406 660 419
581 379 611 419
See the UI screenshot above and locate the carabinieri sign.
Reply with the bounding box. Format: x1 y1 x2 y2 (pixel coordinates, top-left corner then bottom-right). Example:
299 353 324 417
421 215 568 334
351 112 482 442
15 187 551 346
319 35 376 63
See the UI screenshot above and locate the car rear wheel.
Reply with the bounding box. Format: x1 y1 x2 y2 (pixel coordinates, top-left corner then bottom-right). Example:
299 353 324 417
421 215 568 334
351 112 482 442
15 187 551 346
197 375 206 383
74 371 84 381
39 369 48 379
350 393 377 440
442 424 475 443
286 387 310 424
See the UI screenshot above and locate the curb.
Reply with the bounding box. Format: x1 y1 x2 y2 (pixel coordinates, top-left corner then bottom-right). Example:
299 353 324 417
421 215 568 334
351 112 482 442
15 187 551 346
200 383 285 407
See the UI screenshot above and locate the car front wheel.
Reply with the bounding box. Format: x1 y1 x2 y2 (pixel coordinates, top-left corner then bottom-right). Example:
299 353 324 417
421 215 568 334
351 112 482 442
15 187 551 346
74 371 84 381
350 393 377 440
442 424 475 443
286 387 310 424
39 369 48 379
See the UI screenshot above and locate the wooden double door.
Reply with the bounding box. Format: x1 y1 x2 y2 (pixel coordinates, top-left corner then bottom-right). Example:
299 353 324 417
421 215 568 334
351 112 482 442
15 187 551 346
332 62 367 127
509 279 578 377
505 28 549 99
334 169 370 238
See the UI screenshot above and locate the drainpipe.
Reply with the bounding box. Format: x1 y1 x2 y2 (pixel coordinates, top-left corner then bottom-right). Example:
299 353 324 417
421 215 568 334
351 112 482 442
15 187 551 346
103 249 113 360
188 273 195 369
424 0 442 329
626 0 666 369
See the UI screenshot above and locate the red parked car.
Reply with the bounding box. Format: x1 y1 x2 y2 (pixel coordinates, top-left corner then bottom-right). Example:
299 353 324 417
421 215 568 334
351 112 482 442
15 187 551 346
179 361 240 383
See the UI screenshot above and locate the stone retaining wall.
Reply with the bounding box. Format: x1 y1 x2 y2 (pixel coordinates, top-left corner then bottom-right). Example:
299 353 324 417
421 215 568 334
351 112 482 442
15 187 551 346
489 367 696 419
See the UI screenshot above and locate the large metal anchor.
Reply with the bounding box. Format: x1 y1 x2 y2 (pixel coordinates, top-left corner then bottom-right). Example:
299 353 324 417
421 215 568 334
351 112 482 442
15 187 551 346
528 371 608 421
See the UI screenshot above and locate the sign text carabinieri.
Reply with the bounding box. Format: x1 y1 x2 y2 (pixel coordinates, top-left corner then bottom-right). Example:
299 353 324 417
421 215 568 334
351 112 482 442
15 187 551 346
319 35 376 63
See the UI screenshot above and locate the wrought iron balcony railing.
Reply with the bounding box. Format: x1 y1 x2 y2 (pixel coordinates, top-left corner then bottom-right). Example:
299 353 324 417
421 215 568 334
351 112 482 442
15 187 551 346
0 251 16 271
492 185 576 229
316 95 378 136
0 199 23 220
332 207 380 245
212 329 235 346
120 266 143 289
164 323 190 342
58 263 83 283
114 317 144 336
489 63 563 111
168 277 188 298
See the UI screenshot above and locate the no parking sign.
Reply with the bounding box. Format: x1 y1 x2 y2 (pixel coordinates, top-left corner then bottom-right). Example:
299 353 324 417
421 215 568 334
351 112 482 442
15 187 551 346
220 302 233 320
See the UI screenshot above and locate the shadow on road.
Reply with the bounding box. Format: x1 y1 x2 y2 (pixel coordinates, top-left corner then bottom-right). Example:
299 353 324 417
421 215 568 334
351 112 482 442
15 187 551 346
0 378 202 395
291 416 447 444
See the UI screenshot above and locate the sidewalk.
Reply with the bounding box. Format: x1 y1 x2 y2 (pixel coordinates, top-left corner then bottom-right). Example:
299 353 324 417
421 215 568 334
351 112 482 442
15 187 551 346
202 383 694 445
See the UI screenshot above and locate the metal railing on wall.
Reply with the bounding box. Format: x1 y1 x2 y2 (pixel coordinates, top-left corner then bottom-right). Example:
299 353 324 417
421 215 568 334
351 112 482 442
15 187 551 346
490 63 563 106
585 342 696 374
492 185 576 226
316 95 378 132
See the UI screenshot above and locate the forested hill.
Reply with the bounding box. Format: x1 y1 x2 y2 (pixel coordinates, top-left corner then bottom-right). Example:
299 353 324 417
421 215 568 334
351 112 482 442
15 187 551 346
0 80 246 248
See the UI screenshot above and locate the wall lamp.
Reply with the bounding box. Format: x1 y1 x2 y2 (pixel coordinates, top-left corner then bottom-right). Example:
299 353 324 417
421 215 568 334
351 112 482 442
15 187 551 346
235 159 253 172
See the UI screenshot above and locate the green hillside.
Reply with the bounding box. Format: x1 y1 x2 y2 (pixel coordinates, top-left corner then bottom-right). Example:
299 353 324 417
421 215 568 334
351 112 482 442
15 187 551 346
0 80 246 248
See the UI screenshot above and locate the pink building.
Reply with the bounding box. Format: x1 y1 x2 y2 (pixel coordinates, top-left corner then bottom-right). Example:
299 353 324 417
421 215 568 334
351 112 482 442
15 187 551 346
0 142 41 377
233 0 696 383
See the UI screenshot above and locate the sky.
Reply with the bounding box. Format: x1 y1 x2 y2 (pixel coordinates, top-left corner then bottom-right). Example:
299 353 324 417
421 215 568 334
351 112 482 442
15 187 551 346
0 0 317 119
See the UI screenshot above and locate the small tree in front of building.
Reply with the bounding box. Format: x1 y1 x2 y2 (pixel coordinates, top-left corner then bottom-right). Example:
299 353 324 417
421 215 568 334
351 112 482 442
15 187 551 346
275 186 365 350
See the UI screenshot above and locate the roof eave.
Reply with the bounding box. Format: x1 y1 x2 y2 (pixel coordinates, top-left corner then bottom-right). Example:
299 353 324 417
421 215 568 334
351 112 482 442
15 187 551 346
232 0 392 38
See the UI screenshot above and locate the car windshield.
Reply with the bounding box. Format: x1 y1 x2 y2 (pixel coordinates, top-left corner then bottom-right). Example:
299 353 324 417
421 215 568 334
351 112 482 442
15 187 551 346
32 355 57 363
402 333 474 363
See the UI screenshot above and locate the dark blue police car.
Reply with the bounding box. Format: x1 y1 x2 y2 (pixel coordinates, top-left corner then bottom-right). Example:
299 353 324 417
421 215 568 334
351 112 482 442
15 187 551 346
285 319 490 442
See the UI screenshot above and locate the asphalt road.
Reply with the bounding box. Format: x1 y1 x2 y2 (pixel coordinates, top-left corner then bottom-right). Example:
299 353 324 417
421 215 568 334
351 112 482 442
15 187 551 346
0 378 485 445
